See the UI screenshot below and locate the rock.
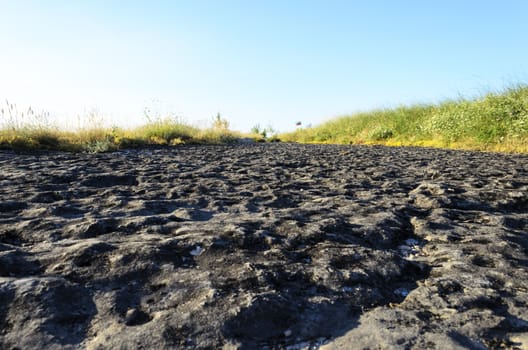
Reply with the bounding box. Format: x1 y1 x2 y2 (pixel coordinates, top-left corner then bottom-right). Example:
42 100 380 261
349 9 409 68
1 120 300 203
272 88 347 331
81 174 138 188
0 201 27 213
124 308 152 326
236 138 256 145
0 250 42 277
190 245 203 256
0 144 527 349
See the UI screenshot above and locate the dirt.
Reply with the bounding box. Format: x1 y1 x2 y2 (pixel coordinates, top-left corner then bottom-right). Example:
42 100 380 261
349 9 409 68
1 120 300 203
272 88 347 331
0 143 527 349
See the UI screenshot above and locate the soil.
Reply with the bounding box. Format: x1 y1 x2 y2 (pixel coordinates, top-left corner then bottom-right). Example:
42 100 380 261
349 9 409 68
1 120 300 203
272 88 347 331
0 143 527 349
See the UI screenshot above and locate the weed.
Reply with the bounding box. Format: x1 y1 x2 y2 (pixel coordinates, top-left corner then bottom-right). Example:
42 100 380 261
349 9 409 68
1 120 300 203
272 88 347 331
281 85 528 153
0 102 246 152
369 127 393 141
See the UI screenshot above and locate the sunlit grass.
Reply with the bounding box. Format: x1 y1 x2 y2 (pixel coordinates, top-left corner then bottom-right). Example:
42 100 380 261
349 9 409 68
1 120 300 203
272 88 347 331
0 105 246 152
280 85 528 153
4 84 528 153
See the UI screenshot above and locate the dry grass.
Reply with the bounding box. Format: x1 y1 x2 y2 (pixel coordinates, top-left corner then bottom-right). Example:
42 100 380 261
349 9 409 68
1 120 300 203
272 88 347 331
0 106 247 152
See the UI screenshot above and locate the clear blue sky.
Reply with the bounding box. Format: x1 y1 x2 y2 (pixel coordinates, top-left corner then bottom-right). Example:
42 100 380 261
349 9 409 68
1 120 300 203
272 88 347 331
1 1 528 132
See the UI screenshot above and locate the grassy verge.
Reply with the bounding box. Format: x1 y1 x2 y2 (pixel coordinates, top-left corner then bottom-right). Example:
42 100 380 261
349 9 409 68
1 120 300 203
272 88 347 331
0 106 250 152
280 85 528 153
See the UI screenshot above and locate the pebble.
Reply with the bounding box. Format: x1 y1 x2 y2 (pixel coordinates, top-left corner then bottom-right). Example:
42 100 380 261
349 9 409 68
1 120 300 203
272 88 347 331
190 246 203 256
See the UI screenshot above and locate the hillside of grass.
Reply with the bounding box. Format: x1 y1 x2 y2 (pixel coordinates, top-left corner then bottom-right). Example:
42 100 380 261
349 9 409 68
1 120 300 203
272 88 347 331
0 107 259 152
281 85 528 153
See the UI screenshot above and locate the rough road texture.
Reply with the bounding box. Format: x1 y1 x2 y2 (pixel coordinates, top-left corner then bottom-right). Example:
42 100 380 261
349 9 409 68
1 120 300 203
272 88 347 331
0 144 527 349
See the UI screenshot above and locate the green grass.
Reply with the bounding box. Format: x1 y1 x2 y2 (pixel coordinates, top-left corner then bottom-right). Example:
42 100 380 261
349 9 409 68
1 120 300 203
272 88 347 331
281 85 528 153
4 85 528 153
0 106 247 152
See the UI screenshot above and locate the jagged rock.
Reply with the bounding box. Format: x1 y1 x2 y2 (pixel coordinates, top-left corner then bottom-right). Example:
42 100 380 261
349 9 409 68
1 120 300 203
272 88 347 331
0 144 526 349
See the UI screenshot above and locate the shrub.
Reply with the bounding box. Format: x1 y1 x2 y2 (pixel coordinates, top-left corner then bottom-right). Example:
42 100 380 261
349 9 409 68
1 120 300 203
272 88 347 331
368 127 393 141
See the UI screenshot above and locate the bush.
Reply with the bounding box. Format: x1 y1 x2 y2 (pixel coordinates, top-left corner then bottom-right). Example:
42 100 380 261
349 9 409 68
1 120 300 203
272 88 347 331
369 127 393 141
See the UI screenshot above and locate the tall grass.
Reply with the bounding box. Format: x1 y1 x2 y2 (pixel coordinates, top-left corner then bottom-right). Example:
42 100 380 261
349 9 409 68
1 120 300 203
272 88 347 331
281 85 528 153
0 104 244 152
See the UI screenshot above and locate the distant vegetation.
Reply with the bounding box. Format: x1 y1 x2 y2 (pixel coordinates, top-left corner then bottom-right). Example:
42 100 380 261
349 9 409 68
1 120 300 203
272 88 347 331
250 124 280 142
3 85 528 153
281 85 528 153
0 106 257 152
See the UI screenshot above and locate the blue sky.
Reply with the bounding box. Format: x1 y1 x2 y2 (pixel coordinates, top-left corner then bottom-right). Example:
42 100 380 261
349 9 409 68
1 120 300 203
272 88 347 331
1 1 528 132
